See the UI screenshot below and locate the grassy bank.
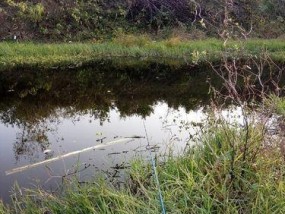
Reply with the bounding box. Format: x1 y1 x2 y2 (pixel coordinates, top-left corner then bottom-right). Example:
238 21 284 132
1 115 285 213
0 38 284 71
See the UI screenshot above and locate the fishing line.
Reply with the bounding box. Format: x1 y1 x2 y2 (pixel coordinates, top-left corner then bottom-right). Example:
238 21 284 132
143 121 166 214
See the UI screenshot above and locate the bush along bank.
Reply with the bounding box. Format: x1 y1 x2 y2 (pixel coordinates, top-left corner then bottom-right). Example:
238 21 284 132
1 0 285 41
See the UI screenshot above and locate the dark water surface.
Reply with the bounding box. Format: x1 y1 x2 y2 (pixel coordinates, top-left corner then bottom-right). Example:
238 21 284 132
0 67 217 203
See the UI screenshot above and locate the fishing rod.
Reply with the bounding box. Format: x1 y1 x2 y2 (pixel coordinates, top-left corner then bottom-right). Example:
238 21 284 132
143 121 167 214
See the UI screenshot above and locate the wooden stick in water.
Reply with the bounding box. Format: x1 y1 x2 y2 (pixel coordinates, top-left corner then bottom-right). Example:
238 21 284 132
5 138 131 176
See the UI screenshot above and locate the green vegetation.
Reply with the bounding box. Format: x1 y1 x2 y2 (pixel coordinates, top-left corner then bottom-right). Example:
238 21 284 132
0 38 284 71
266 95 285 117
1 0 285 41
0 1 284 213
1 118 285 213
0 201 5 213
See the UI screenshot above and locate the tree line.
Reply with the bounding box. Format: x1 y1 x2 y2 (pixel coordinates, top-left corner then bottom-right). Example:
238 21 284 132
0 0 284 41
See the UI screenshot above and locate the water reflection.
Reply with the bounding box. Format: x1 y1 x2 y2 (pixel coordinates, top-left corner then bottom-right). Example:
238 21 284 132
0 68 216 203
14 123 51 162
0 68 215 157
1 64 284 204
0 103 209 203
1 104 207 164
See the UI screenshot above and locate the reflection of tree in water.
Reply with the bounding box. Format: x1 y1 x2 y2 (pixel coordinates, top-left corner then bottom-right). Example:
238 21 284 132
0 68 213 162
0 102 62 162
1 104 114 162
14 122 52 162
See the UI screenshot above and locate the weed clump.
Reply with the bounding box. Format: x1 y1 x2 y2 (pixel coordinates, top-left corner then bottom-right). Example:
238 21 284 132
266 95 285 117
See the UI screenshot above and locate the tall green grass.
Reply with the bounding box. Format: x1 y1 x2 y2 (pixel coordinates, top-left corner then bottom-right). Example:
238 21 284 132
0 201 5 214
266 95 285 117
0 38 284 71
3 119 285 213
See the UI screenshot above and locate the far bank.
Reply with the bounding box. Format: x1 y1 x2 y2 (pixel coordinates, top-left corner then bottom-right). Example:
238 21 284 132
0 38 284 72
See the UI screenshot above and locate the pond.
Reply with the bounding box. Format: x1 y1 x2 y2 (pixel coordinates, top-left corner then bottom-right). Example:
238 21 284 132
1 64 280 204
0 67 221 203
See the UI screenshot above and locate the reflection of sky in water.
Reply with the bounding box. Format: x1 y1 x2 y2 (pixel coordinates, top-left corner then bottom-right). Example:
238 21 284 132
0 102 248 203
